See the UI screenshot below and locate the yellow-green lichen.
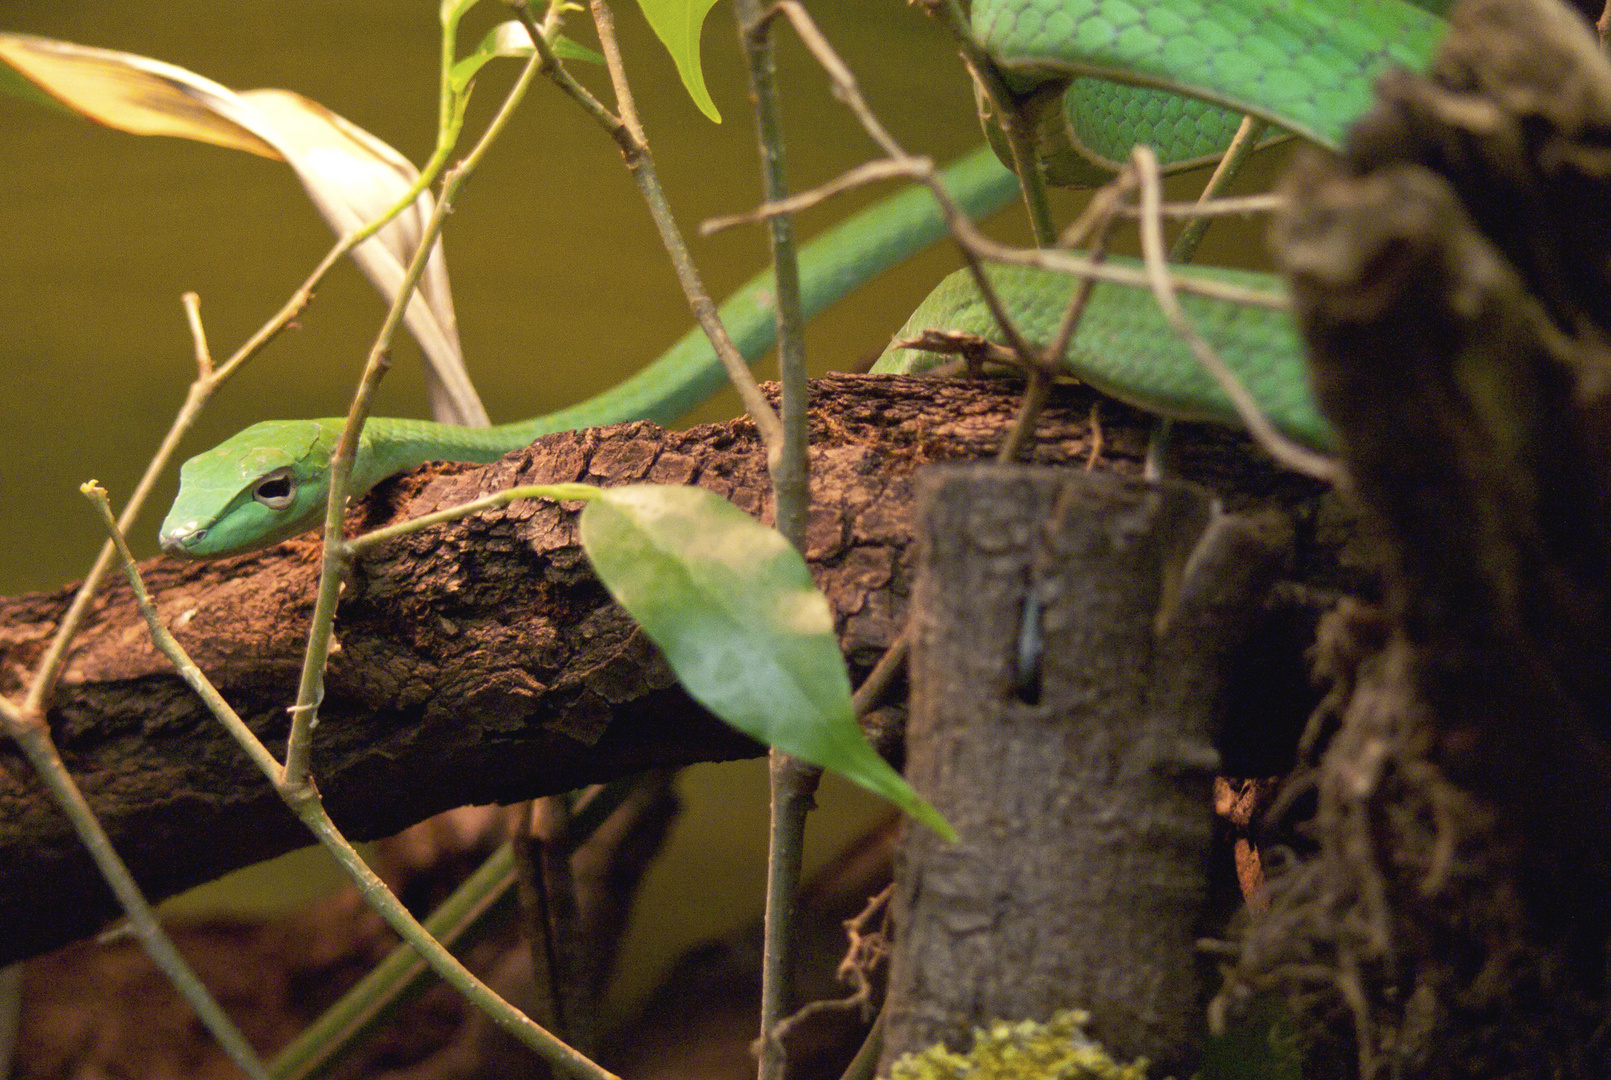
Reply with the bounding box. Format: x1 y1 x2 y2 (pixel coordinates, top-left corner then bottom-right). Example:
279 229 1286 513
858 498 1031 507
884 1009 1151 1080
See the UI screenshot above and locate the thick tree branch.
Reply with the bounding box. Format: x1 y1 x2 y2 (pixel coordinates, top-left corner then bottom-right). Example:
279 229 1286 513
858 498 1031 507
0 374 1332 965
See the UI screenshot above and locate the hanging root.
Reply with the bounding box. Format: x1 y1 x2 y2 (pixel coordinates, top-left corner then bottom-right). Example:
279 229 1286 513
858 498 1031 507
1223 0 1611 1073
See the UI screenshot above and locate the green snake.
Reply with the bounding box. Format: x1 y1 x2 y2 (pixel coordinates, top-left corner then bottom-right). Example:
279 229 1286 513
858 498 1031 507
160 0 1450 558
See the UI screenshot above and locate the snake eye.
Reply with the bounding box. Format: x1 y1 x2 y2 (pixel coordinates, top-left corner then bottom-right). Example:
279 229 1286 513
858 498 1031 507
253 468 296 511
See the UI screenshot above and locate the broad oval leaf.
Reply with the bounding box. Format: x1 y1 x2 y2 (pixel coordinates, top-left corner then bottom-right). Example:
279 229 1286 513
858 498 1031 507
634 0 722 123
579 484 954 838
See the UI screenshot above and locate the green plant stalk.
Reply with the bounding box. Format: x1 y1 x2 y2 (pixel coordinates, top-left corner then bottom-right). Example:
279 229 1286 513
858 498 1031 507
293 802 618 1080
283 49 543 789
270 778 637 1080
349 483 598 554
759 748 819 1080
270 843 519 1080
736 0 808 548
732 4 818 1078
87 488 618 1080
14 485 281 1080
931 0 1056 245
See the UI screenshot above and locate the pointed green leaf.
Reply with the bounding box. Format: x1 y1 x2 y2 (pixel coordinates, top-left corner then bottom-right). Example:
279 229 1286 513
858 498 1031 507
452 22 604 90
579 484 953 838
550 34 605 65
633 0 722 123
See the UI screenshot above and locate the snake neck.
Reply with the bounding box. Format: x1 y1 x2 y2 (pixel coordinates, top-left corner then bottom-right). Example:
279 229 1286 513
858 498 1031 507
349 414 569 494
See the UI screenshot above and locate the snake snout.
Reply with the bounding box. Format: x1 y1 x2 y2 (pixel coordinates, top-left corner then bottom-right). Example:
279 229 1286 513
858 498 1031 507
159 526 206 555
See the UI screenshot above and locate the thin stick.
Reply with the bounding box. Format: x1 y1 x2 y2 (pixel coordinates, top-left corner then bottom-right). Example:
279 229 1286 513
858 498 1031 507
348 482 596 555
851 628 909 718
995 370 1054 462
536 0 784 452
768 0 1042 368
87 490 618 1080
1131 146 1341 482
731 4 820 1077
723 177 1279 232
23 90 468 715
718 154 1290 311
994 176 1134 461
9 488 278 1080
269 842 518 1080
182 291 212 376
701 159 918 233
1170 115 1270 263
836 1006 886 1080
1122 193 1284 219
732 0 810 540
0 699 274 1080
928 0 1056 244
283 50 546 788
271 780 640 1080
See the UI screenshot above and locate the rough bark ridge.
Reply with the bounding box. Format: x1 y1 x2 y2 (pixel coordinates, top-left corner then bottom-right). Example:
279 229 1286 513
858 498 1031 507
880 467 1287 1078
0 374 1329 967
1242 0 1611 1073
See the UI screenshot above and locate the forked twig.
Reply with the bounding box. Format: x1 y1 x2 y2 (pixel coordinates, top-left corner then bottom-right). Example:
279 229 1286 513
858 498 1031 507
83 485 618 1080
764 0 1042 367
722 161 1291 312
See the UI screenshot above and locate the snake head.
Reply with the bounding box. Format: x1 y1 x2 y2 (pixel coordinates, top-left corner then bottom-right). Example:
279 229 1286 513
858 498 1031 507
159 420 338 558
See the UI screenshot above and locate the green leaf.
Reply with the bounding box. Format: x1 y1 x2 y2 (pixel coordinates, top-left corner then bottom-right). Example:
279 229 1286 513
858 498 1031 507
579 485 953 838
452 22 604 90
550 35 605 65
633 0 722 123
440 0 483 33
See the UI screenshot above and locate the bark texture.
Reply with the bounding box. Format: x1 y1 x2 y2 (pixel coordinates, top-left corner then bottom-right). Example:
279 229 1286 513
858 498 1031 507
0 374 1331 966
880 466 1286 1078
1235 0 1611 1073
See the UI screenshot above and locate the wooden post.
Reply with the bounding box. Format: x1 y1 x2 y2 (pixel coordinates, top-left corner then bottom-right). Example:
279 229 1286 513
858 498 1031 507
881 464 1285 1076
